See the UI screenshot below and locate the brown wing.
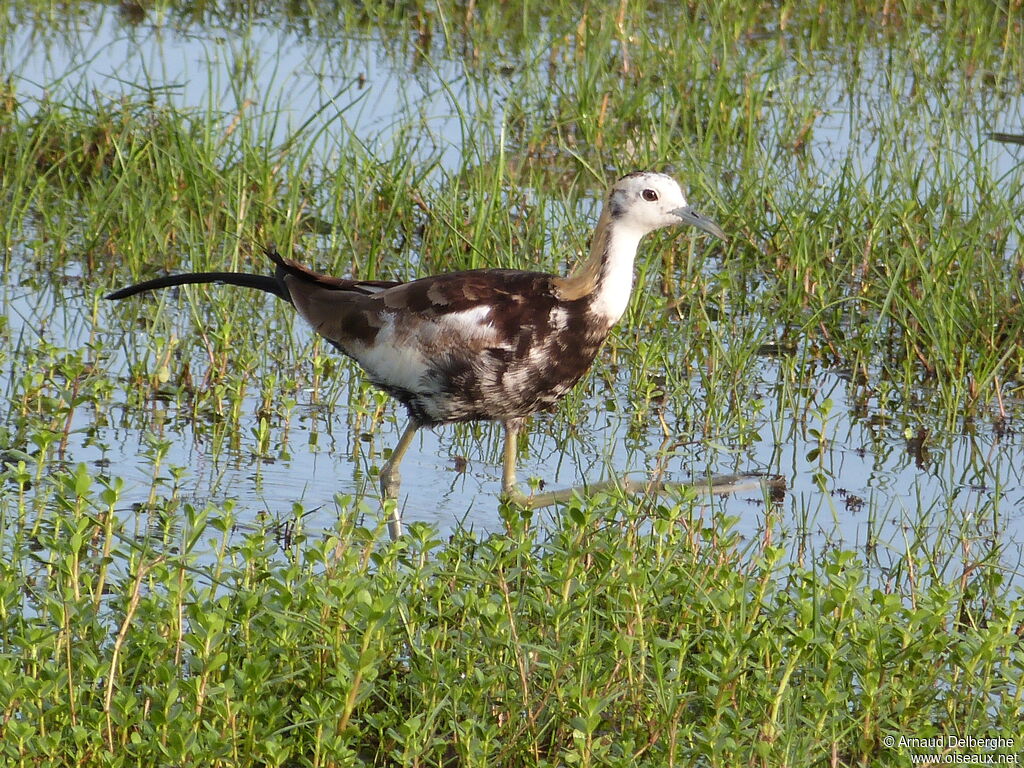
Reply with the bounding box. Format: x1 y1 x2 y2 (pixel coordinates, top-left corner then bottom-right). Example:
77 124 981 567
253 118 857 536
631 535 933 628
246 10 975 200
282 266 564 350
380 269 556 331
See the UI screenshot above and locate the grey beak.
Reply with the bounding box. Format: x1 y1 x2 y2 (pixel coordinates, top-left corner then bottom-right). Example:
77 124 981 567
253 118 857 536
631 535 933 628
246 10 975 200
671 205 726 240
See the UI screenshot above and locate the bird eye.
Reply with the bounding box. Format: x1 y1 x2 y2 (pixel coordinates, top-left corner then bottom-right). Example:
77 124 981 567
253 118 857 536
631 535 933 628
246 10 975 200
641 189 658 202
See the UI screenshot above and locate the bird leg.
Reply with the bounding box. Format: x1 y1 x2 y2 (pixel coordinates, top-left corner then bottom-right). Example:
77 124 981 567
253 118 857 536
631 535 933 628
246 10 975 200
499 415 785 509
379 421 419 540
508 472 784 509
499 418 532 507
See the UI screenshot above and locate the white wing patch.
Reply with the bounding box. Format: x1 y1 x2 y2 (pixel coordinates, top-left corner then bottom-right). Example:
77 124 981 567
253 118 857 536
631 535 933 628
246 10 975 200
440 305 495 339
548 306 569 331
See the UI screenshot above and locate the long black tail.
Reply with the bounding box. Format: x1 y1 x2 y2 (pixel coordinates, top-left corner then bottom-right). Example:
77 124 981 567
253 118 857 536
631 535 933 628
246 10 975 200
105 270 288 301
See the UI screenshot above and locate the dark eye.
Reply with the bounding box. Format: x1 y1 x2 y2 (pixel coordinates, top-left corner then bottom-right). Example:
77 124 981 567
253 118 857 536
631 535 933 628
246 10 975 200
641 188 658 202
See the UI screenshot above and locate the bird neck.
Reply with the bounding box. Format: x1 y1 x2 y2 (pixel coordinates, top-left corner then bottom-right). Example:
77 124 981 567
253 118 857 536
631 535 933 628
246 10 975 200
554 206 644 326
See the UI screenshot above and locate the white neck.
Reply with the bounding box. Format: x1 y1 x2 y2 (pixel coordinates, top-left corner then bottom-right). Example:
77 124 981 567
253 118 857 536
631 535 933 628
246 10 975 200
588 223 644 325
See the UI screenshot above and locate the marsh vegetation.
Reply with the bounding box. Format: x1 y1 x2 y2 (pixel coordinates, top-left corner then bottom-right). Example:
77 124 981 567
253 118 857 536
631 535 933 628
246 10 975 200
1 1 1022 765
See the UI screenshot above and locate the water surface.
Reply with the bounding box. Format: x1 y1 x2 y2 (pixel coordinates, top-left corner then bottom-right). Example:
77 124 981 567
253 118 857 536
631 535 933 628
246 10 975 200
3 4 1022 582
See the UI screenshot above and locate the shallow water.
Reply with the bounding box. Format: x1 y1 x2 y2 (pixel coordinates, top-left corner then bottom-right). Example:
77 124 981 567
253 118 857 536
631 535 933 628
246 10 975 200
9 257 1021 581
3 5 487 170
3 5 1022 581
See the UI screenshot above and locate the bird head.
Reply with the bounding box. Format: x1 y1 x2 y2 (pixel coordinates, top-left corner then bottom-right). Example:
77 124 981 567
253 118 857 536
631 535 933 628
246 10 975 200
608 171 725 240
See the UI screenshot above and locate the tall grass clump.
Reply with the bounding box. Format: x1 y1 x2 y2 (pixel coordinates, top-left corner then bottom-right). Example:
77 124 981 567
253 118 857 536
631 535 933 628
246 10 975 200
0 475 1020 766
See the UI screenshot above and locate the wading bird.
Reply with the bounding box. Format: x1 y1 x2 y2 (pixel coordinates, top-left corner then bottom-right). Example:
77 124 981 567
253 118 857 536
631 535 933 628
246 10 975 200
107 172 725 537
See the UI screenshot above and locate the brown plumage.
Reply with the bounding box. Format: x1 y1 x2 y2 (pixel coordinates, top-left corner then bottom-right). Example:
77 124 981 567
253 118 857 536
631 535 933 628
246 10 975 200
106 172 724 536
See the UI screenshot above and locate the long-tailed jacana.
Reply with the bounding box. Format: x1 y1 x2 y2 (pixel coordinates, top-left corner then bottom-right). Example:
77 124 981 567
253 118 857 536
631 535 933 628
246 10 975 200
107 172 725 537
